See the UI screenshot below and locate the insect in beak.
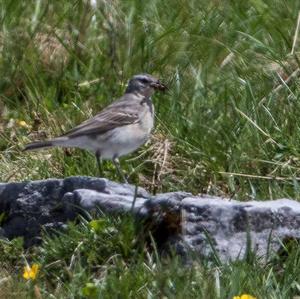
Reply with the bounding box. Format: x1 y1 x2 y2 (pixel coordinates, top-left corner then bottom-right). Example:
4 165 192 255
150 80 168 91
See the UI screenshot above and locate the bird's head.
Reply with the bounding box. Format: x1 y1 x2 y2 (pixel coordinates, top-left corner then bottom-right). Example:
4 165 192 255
125 74 167 97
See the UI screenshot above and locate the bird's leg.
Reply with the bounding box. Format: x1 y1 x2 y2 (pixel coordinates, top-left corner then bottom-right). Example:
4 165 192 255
112 157 128 184
95 150 103 177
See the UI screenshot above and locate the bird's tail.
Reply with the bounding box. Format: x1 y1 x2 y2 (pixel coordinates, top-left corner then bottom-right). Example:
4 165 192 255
23 137 68 151
23 140 54 151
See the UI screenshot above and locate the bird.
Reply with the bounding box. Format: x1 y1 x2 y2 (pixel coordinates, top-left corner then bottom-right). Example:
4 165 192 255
24 74 167 183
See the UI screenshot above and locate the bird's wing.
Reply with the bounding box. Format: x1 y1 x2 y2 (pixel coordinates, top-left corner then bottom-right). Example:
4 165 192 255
61 97 140 138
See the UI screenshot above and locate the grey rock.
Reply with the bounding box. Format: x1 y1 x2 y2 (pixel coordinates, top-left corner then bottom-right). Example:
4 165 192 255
1 176 300 261
181 196 300 261
0 176 109 246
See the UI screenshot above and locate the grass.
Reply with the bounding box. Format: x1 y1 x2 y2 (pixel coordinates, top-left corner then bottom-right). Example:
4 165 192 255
1 215 300 298
1 0 300 298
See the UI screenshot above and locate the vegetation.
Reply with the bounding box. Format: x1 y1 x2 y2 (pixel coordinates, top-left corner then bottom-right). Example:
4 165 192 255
1 0 300 298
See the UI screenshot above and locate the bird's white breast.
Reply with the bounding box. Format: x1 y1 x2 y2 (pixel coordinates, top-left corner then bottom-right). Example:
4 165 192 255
97 99 154 159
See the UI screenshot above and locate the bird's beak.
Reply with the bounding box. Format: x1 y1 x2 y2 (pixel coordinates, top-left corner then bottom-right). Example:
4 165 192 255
150 80 168 92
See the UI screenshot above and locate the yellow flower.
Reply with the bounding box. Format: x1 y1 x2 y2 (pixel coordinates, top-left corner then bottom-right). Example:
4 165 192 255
17 120 30 128
23 263 39 280
233 294 256 299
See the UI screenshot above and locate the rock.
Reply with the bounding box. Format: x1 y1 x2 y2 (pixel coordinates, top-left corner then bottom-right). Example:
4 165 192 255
1 176 300 261
181 196 300 261
0 176 149 247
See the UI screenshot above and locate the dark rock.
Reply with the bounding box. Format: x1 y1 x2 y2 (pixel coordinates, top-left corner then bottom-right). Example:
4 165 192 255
1 176 300 261
0 176 107 246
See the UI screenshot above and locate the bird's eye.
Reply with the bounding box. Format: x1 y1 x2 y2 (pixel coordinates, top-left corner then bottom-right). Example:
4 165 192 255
139 78 149 83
